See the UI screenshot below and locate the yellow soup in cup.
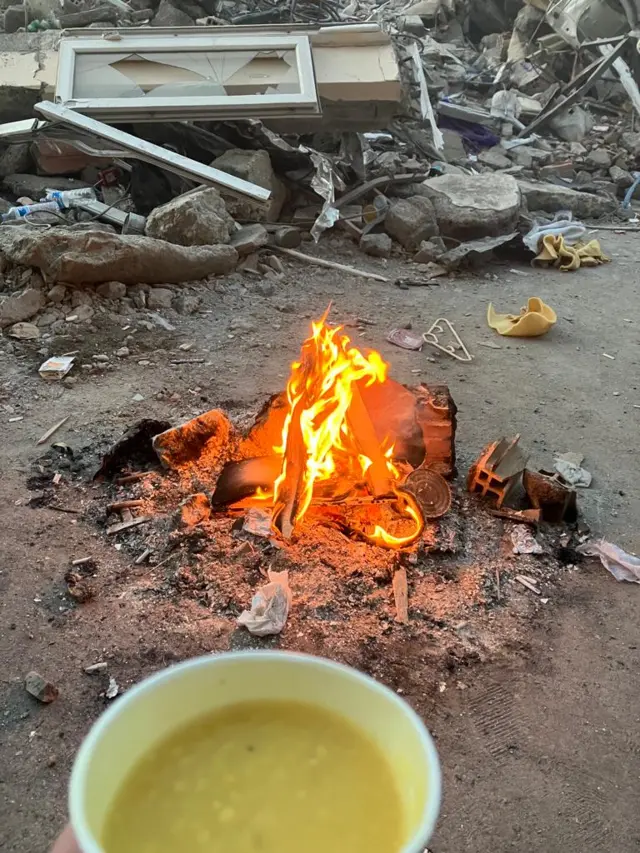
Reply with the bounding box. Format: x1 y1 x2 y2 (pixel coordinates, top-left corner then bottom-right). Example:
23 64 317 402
70 652 441 853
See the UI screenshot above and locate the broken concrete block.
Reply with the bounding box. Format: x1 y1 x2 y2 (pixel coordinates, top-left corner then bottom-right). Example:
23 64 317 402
25 671 58 703
171 294 198 316
274 226 301 249
0 143 31 178
230 223 269 256
147 287 174 310
4 5 26 33
384 196 438 251
517 179 615 219
360 232 392 258
621 131 640 157
420 173 521 241
151 0 194 25
413 238 445 264
478 147 512 170
2 173 91 199
548 105 594 143
538 162 576 181
0 288 45 328
212 149 286 223
96 281 127 300
508 147 534 168
145 187 233 246
609 165 633 191
585 148 612 170
153 410 234 470
0 229 239 285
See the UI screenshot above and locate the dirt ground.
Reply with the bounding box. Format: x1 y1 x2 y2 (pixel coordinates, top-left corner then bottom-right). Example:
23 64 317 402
1 231 639 852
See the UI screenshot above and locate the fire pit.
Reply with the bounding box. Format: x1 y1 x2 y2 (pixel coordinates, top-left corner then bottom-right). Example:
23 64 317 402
28 311 578 671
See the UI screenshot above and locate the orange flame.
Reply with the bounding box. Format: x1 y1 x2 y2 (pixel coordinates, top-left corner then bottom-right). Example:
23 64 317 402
270 317 423 549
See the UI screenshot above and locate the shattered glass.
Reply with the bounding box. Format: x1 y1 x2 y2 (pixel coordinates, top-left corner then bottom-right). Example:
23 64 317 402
72 49 302 100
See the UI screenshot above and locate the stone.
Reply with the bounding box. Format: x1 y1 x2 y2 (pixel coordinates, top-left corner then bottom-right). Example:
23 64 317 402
145 187 233 246
250 280 275 297
517 179 615 219
25 671 58 703
4 5 26 33
509 147 534 168
548 105 594 143
0 287 44 327
116 346 130 358
229 223 269 256
274 226 301 249
67 304 94 322
399 14 426 35
0 228 238 284
179 493 211 526
8 321 39 339
147 288 174 309
153 410 233 470
538 163 576 181
420 173 521 241
2 173 90 199
151 0 193 25
413 238 445 264
478 147 512 170
609 165 633 190
621 131 640 157
0 142 30 178
47 284 67 304
172 293 200 315
212 148 286 222
96 281 127 299
585 148 612 170
360 232 392 258
384 196 438 251
570 142 587 156
37 309 61 327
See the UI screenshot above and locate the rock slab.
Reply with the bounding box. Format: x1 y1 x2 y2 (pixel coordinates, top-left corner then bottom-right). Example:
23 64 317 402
0 287 45 328
517 179 615 219
385 196 438 250
0 229 238 284
145 187 233 246
420 173 521 241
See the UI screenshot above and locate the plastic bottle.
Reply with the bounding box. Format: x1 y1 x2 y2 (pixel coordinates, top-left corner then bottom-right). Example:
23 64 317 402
1 201 62 222
44 187 97 208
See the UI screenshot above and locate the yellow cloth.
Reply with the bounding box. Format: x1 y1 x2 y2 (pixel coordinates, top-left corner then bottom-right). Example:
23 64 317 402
487 296 557 337
533 234 609 272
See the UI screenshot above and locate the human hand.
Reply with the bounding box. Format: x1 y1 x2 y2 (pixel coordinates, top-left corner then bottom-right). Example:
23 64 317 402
50 825 81 853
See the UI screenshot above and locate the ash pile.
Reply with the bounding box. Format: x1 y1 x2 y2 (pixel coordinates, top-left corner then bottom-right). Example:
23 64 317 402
0 0 639 334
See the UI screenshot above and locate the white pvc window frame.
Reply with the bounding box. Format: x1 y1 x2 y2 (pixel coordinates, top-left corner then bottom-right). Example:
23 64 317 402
55 34 319 119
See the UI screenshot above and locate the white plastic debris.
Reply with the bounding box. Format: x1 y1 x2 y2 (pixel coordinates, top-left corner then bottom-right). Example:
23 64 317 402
237 570 292 636
105 676 119 699
578 539 640 583
554 452 592 488
511 526 543 555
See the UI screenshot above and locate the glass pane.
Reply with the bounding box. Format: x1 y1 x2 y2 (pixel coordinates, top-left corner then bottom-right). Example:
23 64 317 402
71 49 301 100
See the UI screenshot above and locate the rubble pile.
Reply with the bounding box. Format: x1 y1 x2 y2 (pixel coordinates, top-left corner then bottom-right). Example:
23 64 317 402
0 0 638 331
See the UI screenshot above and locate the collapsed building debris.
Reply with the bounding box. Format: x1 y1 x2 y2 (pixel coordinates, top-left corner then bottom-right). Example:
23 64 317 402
0 2 639 325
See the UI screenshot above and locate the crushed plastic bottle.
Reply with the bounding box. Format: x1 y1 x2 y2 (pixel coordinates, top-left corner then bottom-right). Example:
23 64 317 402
1 201 61 222
43 187 97 208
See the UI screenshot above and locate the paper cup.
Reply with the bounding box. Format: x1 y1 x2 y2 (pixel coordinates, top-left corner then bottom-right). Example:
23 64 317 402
70 651 441 852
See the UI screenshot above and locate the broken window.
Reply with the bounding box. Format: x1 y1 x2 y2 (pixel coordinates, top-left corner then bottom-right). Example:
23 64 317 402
56 35 319 120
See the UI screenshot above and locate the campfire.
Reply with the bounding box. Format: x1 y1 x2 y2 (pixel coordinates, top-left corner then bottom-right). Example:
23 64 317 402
201 311 457 550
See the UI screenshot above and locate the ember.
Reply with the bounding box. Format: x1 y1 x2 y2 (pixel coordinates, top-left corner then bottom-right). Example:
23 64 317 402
229 313 428 549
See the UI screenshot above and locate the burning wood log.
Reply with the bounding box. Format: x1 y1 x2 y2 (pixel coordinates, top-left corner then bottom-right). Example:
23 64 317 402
346 380 392 497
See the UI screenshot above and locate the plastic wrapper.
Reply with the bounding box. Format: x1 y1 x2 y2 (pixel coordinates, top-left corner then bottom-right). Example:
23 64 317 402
237 570 292 635
578 539 640 583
